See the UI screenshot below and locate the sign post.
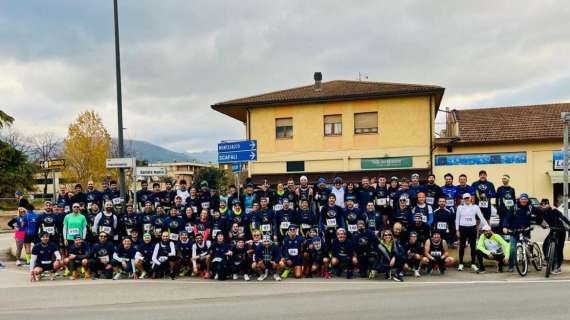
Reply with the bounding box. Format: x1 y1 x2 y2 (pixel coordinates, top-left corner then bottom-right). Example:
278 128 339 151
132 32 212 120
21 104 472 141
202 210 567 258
219 140 257 199
39 159 66 202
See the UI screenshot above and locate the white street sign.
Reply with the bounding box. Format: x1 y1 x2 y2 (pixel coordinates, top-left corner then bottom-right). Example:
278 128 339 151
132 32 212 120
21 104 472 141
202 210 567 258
136 167 167 177
106 157 135 169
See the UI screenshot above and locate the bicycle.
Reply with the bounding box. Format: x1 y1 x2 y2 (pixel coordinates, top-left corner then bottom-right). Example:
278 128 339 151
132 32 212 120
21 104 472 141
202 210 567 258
544 226 567 278
511 227 542 277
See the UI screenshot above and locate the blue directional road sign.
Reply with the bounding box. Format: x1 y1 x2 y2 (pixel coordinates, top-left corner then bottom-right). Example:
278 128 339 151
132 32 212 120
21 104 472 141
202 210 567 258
218 140 257 163
232 163 242 173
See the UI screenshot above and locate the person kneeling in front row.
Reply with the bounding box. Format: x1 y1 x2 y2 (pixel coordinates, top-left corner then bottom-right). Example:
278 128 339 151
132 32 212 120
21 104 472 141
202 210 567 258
476 225 510 273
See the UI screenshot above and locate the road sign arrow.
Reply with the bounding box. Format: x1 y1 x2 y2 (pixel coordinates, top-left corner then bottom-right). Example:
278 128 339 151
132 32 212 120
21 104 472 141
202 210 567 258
249 141 256 149
249 152 255 160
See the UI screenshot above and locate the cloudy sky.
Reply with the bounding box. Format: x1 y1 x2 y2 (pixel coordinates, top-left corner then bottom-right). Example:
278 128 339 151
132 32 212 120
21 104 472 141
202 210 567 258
1 0 570 152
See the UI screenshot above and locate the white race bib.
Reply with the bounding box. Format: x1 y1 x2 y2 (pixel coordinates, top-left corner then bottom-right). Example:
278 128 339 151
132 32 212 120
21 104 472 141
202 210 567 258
69 228 79 236
212 229 221 237
376 198 387 206
479 201 488 208
126 228 132 236
245 208 253 214
144 224 152 232
301 223 311 230
44 226 55 234
201 202 210 209
101 226 112 234
192 206 198 213
158 256 168 263
347 224 357 232
169 233 179 241
280 222 290 230
112 198 122 205
64 206 70 213
437 222 447 230
238 226 245 234
212 257 223 263
41 260 52 265
185 225 193 233
422 215 427 223
446 199 455 207
288 248 299 256
505 200 514 207
87 203 92 210
273 204 283 212
261 224 271 232
426 197 435 205
326 218 337 227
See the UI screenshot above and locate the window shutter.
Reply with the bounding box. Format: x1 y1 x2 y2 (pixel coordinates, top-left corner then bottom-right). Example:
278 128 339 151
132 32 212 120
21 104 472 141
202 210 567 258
276 118 293 127
324 115 342 124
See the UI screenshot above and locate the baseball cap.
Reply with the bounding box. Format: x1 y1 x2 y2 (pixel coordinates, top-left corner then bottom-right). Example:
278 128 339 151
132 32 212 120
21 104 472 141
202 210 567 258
520 193 529 200
462 193 471 199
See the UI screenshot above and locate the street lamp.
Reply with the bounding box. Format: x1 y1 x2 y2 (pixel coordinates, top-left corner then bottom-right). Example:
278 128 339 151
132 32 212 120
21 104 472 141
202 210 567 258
113 0 126 201
561 112 570 217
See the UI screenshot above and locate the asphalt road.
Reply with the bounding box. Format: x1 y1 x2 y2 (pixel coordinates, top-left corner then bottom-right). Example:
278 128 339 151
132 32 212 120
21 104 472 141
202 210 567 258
1 262 570 320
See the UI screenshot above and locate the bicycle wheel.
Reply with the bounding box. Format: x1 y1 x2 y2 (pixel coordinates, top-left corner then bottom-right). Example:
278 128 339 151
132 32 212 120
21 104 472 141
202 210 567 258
545 241 556 278
530 242 543 271
515 244 528 276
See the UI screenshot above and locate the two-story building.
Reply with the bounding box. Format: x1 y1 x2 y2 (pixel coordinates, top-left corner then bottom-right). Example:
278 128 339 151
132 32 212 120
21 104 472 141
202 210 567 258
212 73 444 184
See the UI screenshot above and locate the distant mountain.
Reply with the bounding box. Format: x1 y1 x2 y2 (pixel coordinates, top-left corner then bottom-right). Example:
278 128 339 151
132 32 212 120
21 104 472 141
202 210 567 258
122 139 216 164
184 150 217 164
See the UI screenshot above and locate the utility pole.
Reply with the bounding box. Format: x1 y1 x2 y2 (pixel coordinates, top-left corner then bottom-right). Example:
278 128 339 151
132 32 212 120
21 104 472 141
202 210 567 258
113 0 126 201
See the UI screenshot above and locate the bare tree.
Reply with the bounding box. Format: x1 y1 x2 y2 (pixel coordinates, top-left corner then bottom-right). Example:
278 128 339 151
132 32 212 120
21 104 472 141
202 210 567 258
30 133 61 197
1 130 32 154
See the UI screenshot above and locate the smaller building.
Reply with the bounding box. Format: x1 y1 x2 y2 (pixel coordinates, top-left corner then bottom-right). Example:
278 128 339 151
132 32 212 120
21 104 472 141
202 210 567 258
435 102 570 205
149 161 212 184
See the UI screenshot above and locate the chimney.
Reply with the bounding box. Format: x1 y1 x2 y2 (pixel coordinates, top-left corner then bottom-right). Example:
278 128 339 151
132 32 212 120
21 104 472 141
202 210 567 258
313 72 322 91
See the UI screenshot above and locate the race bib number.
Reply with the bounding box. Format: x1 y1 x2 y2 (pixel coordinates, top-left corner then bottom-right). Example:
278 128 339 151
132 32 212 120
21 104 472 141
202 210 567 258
112 198 122 205
68 228 79 236
426 197 435 205
288 248 299 256
238 226 245 234
87 203 92 210
421 215 427 223
326 218 337 227
64 206 70 213
464 216 474 223
212 229 221 237
185 225 193 233
431 251 442 257
44 226 55 234
169 233 179 241
144 224 152 232
446 199 455 207
280 222 290 230
158 256 168 263
261 224 271 232
353 203 359 208
245 208 253 214
405 199 410 206
201 202 210 209
347 224 357 232
99 256 109 264
503 235 511 241
101 226 112 234
505 200 514 207
301 223 311 230
273 204 283 212
41 260 52 265
126 228 132 236
437 222 448 230
376 198 387 206
192 206 198 213
479 201 488 208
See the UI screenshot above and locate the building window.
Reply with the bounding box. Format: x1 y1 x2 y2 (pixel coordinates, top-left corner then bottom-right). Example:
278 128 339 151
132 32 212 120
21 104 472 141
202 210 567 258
287 161 305 172
354 112 378 134
324 114 342 136
276 118 293 139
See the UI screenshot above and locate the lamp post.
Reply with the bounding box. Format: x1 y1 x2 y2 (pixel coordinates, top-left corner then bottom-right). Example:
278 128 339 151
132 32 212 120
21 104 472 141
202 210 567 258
113 0 126 201
561 112 570 217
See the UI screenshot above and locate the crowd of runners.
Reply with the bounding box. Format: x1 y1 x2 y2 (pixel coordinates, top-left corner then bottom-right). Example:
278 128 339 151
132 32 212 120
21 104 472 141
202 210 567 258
8 170 570 282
